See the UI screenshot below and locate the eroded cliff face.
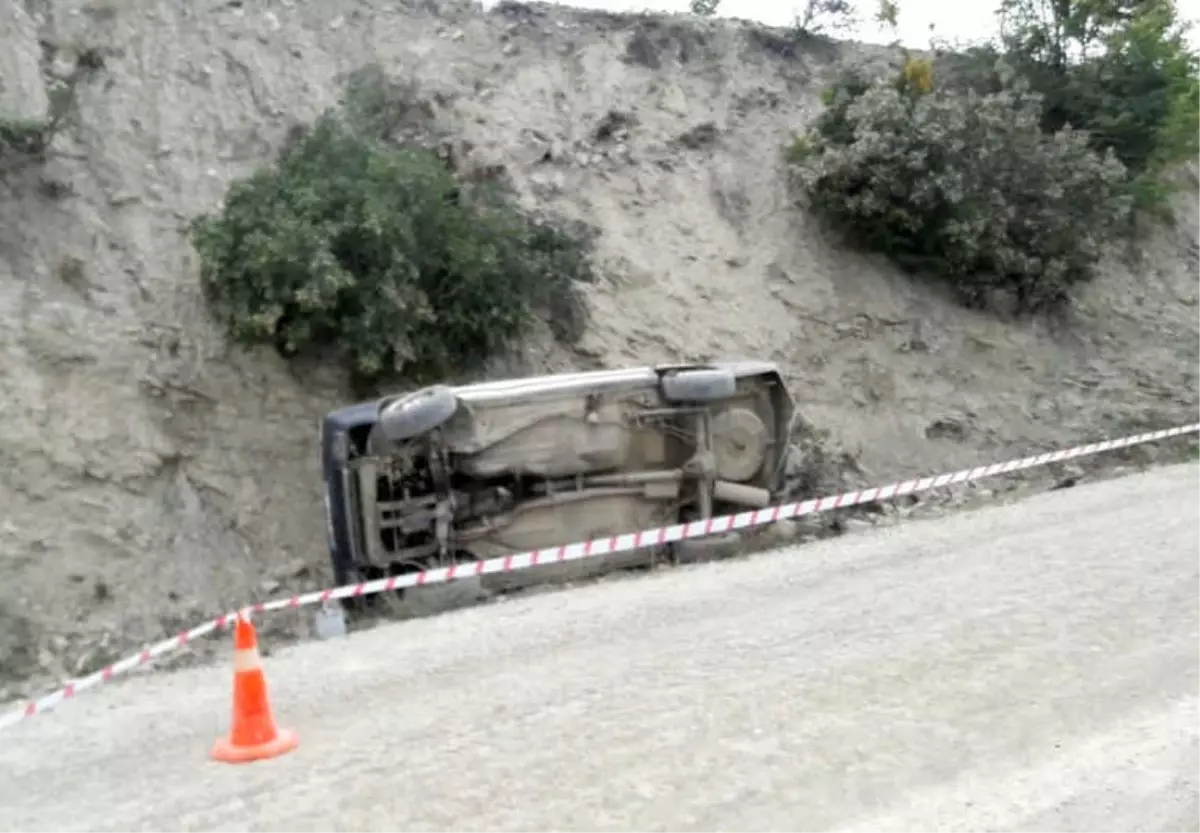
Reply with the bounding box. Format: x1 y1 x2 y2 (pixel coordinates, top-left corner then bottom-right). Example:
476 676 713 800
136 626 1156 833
0 0 1195 687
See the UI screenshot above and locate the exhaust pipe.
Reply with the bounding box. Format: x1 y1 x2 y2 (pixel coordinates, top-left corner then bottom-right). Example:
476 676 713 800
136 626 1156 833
713 480 772 508
585 470 772 507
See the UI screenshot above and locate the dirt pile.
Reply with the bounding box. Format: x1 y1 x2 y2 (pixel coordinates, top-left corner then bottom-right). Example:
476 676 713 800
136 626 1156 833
0 0 1195 691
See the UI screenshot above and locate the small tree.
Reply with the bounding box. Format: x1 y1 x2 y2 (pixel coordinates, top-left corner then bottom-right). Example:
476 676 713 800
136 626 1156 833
191 72 595 386
875 0 900 30
995 0 1199 217
789 63 1131 312
794 0 856 36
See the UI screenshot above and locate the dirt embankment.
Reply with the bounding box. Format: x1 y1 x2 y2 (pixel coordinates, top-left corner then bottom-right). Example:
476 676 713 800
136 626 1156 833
0 0 1196 693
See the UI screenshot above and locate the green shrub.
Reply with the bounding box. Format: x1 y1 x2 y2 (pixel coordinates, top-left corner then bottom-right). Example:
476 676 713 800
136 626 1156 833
191 79 595 386
994 0 1199 217
789 64 1131 311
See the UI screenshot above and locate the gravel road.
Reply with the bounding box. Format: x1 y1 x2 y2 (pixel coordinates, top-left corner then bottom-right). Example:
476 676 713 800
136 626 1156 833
1 463 1197 832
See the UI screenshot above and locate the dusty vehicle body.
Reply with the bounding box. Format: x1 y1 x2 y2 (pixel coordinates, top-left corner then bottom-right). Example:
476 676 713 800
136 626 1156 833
320 362 796 598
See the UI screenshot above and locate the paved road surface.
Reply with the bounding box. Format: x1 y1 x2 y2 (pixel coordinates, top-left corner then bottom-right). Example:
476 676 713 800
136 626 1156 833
1 464 1197 832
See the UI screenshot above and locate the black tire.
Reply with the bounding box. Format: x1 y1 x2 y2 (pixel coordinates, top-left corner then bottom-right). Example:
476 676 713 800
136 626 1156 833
661 367 737 403
378 385 460 442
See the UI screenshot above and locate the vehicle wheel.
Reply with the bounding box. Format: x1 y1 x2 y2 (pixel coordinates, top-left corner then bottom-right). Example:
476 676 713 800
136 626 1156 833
660 367 737 403
378 385 460 442
711 407 770 482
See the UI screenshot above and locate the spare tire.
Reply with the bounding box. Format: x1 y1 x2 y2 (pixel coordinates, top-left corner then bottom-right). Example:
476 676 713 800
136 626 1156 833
711 407 770 481
661 367 737 403
378 385 460 442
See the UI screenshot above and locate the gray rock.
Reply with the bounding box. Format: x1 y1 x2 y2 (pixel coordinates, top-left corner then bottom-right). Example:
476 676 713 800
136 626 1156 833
313 601 347 640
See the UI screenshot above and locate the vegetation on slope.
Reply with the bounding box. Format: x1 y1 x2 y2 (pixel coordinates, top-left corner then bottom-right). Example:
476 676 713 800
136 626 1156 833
190 66 596 387
189 0 1197 385
786 0 1198 312
788 62 1131 311
993 0 1199 218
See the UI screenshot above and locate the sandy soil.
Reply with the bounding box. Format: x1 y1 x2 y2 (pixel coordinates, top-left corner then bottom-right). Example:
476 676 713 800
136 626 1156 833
1 463 1195 832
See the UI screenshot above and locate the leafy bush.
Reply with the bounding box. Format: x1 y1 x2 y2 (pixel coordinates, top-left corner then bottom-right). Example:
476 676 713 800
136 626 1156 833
789 63 1131 311
994 0 1199 217
191 72 595 386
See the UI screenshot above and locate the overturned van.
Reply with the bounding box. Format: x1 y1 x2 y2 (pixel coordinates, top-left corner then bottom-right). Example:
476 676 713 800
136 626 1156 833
319 362 797 598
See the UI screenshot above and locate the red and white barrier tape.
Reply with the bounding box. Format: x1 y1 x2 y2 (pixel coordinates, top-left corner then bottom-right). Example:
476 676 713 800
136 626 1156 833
2 422 1197 733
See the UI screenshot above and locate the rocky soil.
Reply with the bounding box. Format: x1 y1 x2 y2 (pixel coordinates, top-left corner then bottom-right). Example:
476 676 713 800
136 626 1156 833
0 0 1196 693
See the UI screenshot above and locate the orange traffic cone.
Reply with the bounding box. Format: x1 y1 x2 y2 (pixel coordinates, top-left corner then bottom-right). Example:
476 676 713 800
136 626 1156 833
210 614 298 764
